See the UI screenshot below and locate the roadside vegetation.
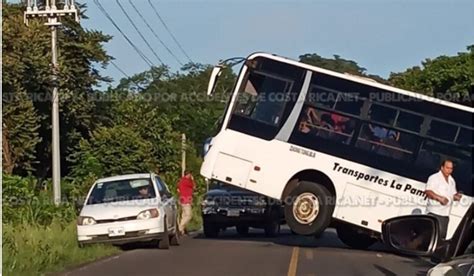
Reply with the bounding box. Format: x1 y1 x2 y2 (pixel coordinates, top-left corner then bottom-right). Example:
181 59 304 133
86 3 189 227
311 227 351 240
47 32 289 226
2 2 472 275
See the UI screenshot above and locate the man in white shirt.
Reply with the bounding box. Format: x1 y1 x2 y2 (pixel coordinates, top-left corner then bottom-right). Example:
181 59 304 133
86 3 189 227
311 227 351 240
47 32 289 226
425 160 462 239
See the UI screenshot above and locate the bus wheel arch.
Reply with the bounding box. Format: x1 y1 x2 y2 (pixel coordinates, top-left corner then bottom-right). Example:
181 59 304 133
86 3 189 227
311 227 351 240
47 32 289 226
282 170 336 236
281 170 336 203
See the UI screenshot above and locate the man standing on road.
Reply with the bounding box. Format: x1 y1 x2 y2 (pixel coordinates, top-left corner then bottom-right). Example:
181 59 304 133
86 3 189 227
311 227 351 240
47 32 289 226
177 170 195 235
425 160 462 239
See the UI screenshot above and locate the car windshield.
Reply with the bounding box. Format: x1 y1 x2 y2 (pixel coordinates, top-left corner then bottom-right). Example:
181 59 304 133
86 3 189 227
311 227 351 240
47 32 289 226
86 178 156 204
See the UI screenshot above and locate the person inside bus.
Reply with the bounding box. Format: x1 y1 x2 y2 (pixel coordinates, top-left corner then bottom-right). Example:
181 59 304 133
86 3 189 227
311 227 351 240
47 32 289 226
369 124 400 142
425 159 463 240
327 113 355 144
299 107 321 134
331 113 350 133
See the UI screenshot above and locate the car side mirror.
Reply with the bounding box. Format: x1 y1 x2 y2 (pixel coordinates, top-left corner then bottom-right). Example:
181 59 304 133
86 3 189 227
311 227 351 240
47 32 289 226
382 215 440 256
75 199 84 215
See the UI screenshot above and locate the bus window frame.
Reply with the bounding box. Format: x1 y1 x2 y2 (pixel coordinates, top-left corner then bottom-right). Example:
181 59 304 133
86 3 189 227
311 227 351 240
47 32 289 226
232 69 295 127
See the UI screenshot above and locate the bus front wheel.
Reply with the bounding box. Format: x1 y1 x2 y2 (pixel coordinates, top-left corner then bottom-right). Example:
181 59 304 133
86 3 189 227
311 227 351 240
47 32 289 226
284 181 334 236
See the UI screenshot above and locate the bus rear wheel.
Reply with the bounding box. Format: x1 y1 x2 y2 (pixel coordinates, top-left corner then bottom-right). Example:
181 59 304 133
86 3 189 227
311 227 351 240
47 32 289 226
336 224 377 250
284 181 334 236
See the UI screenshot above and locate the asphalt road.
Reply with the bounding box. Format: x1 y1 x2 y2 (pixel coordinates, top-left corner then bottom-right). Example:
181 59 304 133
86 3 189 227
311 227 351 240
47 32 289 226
63 227 434 276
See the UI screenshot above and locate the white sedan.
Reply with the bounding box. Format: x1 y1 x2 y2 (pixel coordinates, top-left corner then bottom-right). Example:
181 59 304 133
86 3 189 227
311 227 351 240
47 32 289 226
77 173 180 249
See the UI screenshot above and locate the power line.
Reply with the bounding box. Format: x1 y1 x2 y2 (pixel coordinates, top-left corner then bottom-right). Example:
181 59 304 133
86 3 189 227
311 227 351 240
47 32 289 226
147 0 193 63
115 0 165 66
128 0 183 67
110 60 131 79
93 0 155 67
110 60 145 90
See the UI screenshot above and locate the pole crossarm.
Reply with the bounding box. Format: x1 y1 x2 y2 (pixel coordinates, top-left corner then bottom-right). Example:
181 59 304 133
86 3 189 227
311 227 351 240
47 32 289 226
24 0 79 25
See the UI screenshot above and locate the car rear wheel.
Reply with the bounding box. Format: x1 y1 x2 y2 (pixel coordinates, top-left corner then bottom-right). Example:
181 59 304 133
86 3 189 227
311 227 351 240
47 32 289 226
203 220 219 238
284 181 334 236
236 225 249 236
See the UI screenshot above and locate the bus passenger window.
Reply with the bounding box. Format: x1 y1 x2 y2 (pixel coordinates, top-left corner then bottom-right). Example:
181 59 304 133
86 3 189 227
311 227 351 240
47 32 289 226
298 106 355 145
334 94 364 116
456 127 472 146
356 123 416 160
369 104 397 125
396 111 423 133
427 120 457 142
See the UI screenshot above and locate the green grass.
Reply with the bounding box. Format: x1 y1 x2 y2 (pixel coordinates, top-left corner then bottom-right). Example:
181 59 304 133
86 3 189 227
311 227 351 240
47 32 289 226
185 203 203 232
2 221 120 276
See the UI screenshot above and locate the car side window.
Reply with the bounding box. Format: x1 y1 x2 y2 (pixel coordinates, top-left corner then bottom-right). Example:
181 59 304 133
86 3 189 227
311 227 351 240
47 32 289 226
155 176 172 198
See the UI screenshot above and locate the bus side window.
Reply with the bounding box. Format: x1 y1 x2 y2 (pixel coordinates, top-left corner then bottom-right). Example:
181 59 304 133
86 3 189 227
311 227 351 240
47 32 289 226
334 94 364 116
456 128 472 146
298 106 355 145
356 123 417 161
427 120 458 142
396 111 423 133
369 104 397 125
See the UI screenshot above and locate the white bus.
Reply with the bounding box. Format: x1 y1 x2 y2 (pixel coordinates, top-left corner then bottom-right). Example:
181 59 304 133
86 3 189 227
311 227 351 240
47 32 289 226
201 52 473 249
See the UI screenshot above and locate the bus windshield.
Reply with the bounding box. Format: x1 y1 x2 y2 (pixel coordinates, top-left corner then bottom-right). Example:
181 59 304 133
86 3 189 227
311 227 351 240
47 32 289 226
227 57 306 140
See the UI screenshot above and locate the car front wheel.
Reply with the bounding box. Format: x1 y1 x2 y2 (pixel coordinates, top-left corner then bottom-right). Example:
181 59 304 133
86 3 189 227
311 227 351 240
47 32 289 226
158 220 170 249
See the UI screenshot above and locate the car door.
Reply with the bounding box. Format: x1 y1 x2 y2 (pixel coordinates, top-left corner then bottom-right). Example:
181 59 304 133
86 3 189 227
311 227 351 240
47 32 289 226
154 176 176 230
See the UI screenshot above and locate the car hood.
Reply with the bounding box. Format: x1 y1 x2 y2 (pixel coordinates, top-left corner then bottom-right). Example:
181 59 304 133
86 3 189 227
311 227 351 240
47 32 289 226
80 199 161 220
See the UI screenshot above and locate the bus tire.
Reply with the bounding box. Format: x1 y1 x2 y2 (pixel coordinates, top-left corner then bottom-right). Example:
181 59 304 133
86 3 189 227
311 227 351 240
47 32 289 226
284 181 334 236
336 224 376 250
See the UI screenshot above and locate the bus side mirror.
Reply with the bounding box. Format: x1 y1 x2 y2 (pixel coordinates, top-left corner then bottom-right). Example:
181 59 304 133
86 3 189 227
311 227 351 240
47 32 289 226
207 66 223 96
382 215 440 256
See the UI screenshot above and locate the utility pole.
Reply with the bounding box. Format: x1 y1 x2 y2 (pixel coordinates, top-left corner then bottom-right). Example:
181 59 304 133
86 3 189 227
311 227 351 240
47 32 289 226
181 133 186 177
24 0 79 206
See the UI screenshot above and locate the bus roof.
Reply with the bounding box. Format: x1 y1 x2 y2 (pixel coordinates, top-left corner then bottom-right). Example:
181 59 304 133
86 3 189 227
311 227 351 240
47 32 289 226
247 52 473 113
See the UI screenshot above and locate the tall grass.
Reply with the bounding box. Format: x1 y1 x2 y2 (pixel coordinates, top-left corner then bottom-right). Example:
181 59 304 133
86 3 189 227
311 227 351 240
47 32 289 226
186 202 203 232
2 221 119 276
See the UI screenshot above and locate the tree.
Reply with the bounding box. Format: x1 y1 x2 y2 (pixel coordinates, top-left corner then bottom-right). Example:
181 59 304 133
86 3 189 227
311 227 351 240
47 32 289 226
69 126 157 180
389 45 473 104
2 84 42 175
104 89 182 173
2 3 111 177
112 63 236 148
299 53 386 83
